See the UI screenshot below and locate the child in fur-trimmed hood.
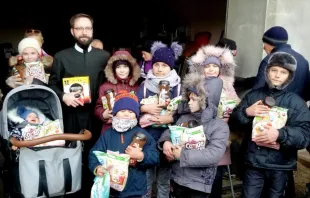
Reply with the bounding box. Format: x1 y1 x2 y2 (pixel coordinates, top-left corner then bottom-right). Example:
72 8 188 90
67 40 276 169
158 72 229 197
187 44 240 197
94 50 141 134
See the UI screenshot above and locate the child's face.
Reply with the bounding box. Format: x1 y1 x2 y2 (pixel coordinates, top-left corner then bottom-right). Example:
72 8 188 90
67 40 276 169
267 66 290 87
142 51 152 61
22 47 40 63
115 110 136 120
115 64 130 79
188 92 201 113
26 112 39 124
152 62 171 77
204 63 220 77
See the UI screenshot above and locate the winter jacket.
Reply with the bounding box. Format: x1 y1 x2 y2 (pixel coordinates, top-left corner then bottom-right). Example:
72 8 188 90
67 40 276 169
136 82 181 142
88 126 159 198
94 52 140 133
187 45 238 167
139 60 152 78
229 85 310 170
158 73 229 193
253 44 310 100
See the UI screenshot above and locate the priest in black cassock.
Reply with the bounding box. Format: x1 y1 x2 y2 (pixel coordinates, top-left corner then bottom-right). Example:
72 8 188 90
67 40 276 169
48 13 110 197
49 13 110 135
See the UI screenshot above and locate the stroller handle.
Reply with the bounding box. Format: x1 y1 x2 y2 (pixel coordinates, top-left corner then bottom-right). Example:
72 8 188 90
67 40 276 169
10 129 92 148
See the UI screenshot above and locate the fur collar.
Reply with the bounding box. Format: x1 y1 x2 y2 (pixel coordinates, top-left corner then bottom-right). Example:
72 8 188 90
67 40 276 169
104 53 141 86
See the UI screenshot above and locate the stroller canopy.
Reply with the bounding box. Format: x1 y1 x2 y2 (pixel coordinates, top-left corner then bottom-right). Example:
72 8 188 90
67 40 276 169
1 85 63 140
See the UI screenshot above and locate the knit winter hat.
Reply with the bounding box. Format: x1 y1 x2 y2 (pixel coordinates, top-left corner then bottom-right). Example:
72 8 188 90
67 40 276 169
151 41 183 69
265 52 297 90
112 91 140 118
18 37 41 55
203 56 221 67
262 26 288 46
17 106 39 121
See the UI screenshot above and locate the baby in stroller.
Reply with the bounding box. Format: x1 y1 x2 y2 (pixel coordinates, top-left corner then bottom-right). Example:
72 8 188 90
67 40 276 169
8 105 65 149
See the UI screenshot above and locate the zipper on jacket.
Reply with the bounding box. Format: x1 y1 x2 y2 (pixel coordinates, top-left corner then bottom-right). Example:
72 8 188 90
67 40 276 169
122 80 126 90
121 134 124 144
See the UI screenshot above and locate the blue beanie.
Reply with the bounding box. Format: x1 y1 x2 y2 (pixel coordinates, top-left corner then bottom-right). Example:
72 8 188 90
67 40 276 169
17 106 38 120
112 91 140 118
262 26 288 46
151 41 183 69
152 47 176 69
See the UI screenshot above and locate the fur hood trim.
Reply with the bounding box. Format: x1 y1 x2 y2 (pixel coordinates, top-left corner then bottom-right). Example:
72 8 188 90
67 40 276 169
104 53 141 86
9 55 53 68
8 106 47 124
265 52 297 90
181 72 207 109
188 45 237 78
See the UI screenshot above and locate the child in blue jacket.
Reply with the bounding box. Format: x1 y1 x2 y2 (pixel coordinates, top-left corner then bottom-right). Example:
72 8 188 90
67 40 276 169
89 91 159 198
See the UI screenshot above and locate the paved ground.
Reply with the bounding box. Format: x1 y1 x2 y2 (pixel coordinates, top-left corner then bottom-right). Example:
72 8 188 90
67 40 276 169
0 151 309 198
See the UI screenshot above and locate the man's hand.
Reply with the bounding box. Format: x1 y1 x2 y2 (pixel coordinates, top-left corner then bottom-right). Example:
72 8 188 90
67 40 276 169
255 125 279 144
62 92 84 107
246 100 270 117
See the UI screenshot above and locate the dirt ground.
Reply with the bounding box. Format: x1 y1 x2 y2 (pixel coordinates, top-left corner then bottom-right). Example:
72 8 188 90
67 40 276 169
295 162 310 198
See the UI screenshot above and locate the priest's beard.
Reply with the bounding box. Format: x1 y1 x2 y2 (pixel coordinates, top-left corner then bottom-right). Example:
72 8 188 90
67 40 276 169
74 35 93 50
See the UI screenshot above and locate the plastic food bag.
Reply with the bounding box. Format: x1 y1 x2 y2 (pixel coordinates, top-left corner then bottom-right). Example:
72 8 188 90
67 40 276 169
106 150 130 191
217 99 238 119
169 125 185 146
252 106 288 150
91 170 110 198
182 126 206 150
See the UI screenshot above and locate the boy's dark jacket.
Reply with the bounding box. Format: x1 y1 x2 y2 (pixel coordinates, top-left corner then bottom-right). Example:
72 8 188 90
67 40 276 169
230 85 310 170
88 126 159 197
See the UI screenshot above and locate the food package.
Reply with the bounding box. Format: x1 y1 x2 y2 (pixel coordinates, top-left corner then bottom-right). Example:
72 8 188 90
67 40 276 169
217 99 238 119
252 106 288 150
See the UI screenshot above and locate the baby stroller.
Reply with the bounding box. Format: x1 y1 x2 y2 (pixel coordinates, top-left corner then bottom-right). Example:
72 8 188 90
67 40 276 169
0 85 92 198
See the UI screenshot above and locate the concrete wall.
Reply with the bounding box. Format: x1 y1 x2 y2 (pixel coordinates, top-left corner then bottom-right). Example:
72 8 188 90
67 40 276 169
226 0 267 77
226 0 310 78
265 0 310 62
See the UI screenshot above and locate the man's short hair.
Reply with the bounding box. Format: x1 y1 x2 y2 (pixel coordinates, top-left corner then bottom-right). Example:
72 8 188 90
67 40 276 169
70 13 94 28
